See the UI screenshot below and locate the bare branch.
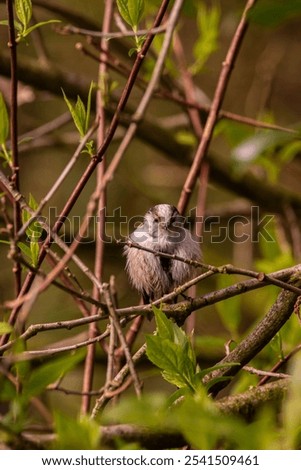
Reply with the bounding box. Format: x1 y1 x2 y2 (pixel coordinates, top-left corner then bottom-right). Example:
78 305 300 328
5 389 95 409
58 24 167 39
203 282 301 394
103 284 142 399
178 0 258 214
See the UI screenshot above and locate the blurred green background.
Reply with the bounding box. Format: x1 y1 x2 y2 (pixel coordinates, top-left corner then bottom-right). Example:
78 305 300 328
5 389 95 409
1 0 301 417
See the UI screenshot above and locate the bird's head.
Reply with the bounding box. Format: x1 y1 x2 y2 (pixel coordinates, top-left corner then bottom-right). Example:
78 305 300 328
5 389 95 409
144 204 186 244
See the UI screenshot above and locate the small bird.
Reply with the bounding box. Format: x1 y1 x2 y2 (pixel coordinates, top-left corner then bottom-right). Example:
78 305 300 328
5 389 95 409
124 204 201 304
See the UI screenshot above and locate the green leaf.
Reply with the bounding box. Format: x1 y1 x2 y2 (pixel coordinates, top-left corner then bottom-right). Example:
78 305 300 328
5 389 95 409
21 194 42 243
0 322 13 334
152 306 174 341
22 352 84 399
117 0 144 30
116 0 132 27
146 335 196 390
147 308 198 390
62 89 78 130
128 0 144 29
81 140 95 157
15 0 32 28
62 88 91 138
28 192 38 211
18 241 32 260
21 19 61 38
0 93 9 145
30 241 39 267
75 96 86 137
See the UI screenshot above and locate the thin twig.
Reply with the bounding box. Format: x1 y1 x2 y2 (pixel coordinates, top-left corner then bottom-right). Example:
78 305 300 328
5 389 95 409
105 317 117 389
117 264 301 318
6 0 21 294
173 31 207 335
59 24 167 39
91 343 147 418
7 253 107 313
2 263 296 355
2 328 111 363
81 0 113 415
103 284 142 399
243 365 290 379
157 90 297 135
120 239 301 295
18 112 71 145
0 313 109 354
177 0 258 214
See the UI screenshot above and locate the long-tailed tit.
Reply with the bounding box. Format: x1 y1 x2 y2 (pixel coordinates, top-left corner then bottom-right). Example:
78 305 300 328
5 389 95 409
124 204 201 303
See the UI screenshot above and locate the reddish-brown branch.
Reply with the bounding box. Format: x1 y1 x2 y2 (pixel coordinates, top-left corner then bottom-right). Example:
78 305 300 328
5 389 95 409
81 0 113 416
177 0 258 215
6 0 21 295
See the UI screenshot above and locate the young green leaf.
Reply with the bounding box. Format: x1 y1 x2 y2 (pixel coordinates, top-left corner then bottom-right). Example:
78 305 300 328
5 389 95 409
0 92 9 145
21 19 61 39
62 89 84 137
19 194 42 266
152 305 174 341
15 0 32 29
116 0 144 31
28 192 38 211
21 193 42 240
30 240 39 267
128 0 144 30
146 309 197 391
116 0 132 27
146 335 195 390
18 241 32 261
62 84 94 139
75 96 86 137
81 140 95 157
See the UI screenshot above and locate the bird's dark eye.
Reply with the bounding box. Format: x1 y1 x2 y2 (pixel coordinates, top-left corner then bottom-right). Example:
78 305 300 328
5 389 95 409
154 217 159 223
